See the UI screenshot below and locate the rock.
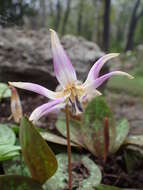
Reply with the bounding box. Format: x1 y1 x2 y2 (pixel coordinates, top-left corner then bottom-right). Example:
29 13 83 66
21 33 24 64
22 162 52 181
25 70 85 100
0 28 104 90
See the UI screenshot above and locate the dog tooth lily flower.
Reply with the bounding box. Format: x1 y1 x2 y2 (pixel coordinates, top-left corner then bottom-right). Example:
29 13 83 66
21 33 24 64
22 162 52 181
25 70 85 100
9 29 134 123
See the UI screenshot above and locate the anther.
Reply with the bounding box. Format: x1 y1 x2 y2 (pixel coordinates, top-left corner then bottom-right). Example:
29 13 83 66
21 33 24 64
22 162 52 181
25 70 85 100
69 98 76 114
75 96 83 112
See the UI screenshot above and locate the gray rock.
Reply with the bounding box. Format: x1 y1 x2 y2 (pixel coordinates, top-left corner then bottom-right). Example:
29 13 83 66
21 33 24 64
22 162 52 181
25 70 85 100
0 28 104 90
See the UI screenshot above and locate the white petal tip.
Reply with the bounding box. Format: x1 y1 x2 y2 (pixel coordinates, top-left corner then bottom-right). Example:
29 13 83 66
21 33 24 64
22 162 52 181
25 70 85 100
96 90 102 96
8 82 13 85
29 113 38 123
8 82 19 87
122 73 134 79
8 82 21 88
114 71 134 80
128 75 134 79
115 53 120 56
111 53 120 57
29 118 37 125
107 53 120 57
49 28 56 34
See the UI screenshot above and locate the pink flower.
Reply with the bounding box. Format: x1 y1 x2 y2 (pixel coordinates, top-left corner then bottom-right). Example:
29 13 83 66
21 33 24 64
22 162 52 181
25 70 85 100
9 29 133 123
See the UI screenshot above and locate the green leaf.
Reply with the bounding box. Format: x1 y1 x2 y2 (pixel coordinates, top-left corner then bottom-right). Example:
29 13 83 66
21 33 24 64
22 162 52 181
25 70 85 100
44 153 102 190
0 124 20 161
0 83 11 99
111 119 129 153
81 96 115 157
0 175 44 190
11 124 19 135
124 135 143 146
20 116 58 184
56 118 83 146
0 145 20 161
3 155 31 176
96 184 121 190
0 124 16 145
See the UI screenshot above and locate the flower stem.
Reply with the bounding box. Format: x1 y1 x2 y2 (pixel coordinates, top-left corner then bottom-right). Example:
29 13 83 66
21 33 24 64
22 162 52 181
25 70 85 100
65 105 72 190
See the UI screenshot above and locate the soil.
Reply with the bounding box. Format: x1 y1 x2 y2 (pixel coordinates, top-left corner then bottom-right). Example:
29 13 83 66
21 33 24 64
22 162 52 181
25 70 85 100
0 92 143 189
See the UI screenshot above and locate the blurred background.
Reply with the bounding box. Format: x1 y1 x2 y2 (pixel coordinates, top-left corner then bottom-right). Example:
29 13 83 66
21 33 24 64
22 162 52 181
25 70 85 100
0 0 143 133
0 0 143 52
0 1 143 188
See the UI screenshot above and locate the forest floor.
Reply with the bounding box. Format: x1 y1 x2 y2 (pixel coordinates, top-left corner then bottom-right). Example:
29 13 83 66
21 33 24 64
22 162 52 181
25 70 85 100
0 87 143 189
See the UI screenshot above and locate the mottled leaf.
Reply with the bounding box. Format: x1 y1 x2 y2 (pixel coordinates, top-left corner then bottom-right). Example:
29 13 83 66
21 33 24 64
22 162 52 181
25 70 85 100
0 175 43 190
40 131 78 147
81 97 115 157
3 155 30 176
0 145 20 161
44 153 102 190
0 83 11 99
0 124 20 161
124 135 143 147
56 118 84 147
20 116 58 184
0 124 16 145
111 119 129 153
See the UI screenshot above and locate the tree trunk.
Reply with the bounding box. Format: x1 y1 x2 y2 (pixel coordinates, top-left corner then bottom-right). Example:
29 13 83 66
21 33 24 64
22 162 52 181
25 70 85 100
125 0 140 51
77 0 84 35
39 0 46 28
102 0 111 52
55 0 62 31
49 0 54 17
61 0 71 35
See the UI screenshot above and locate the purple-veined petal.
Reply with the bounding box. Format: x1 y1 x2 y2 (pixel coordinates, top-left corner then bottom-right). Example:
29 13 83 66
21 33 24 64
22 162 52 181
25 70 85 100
9 82 59 100
84 71 134 90
29 98 65 122
84 53 119 85
50 29 77 88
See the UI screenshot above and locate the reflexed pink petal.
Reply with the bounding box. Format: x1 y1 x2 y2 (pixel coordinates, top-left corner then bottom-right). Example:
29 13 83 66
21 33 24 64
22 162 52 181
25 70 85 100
84 53 119 85
29 98 65 122
50 29 77 87
85 71 134 90
94 71 134 88
9 82 58 100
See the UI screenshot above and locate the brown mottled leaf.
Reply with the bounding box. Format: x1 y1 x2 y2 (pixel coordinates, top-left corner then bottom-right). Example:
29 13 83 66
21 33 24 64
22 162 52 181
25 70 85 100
0 175 43 190
81 97 115 157
20 116 58 184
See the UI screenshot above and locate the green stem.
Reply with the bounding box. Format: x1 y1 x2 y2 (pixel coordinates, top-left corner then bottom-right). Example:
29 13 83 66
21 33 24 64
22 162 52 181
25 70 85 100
65 105 72 190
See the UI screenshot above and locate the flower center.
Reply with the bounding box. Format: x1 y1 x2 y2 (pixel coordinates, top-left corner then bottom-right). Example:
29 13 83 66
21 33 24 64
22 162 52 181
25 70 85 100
64 83 85 114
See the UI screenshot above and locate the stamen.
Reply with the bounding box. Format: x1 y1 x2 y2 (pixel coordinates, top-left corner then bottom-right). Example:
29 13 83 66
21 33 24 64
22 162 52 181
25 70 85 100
75 96 83 112
69 98 76 114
